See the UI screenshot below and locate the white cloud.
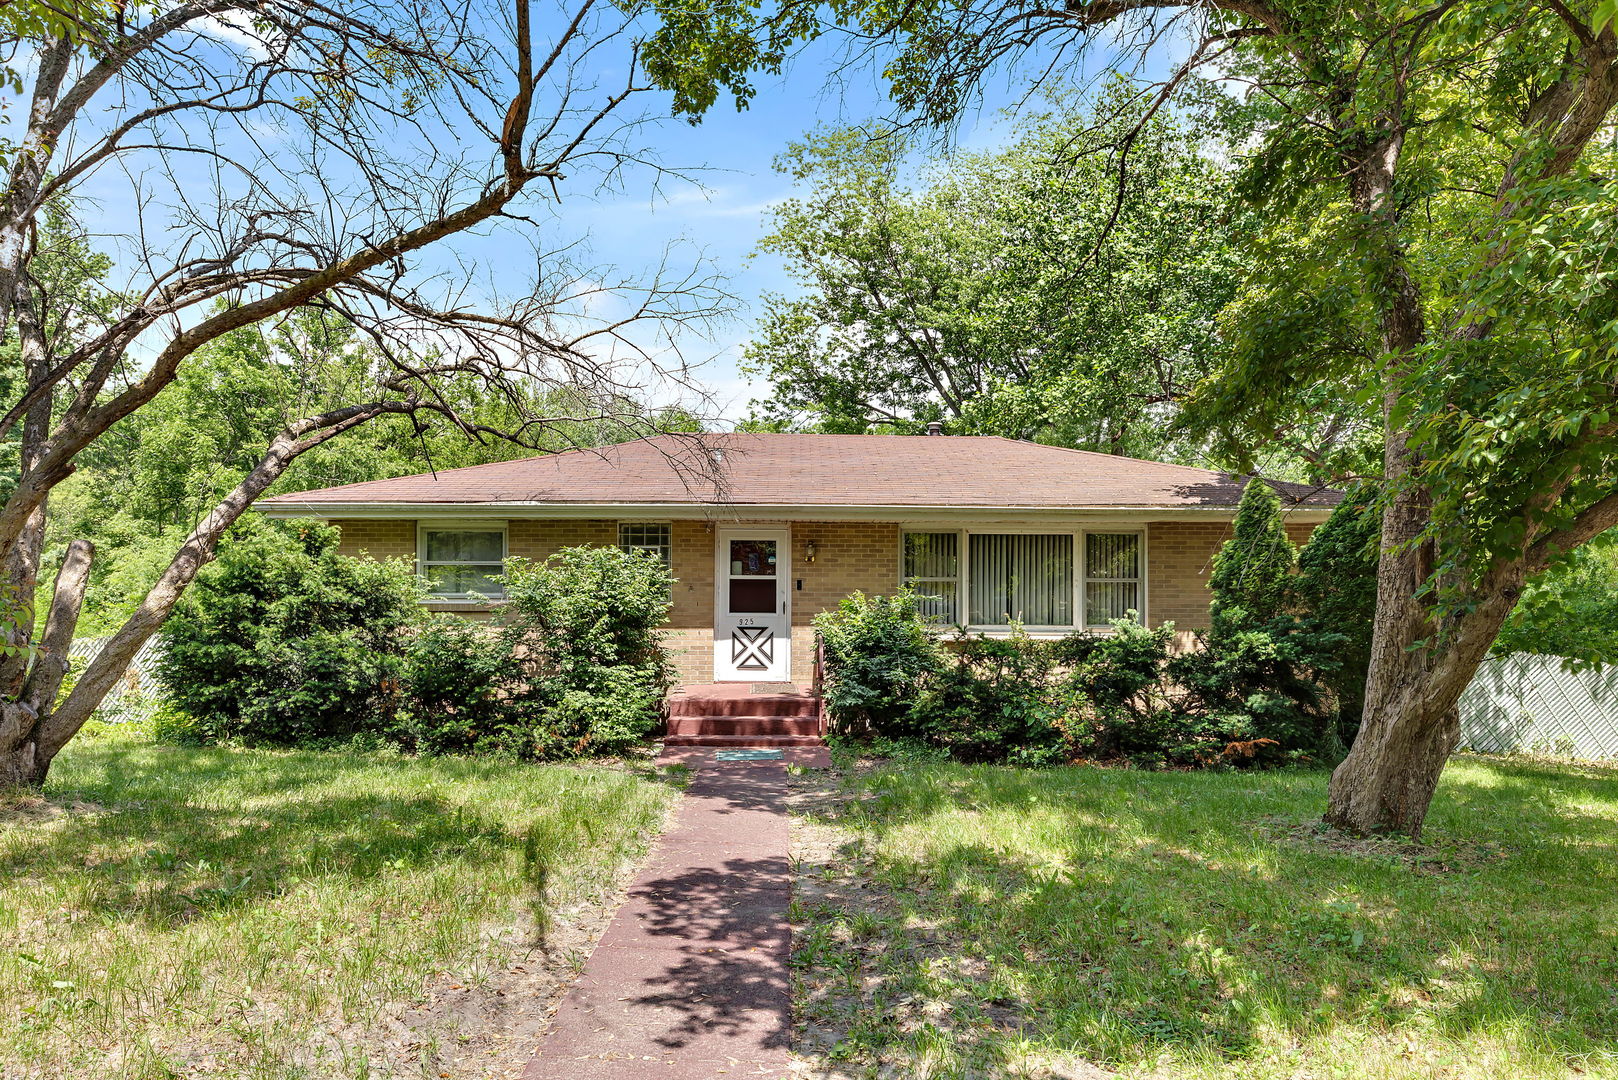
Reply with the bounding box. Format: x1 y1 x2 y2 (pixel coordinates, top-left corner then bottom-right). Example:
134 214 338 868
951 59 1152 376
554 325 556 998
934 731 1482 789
198 13 273 61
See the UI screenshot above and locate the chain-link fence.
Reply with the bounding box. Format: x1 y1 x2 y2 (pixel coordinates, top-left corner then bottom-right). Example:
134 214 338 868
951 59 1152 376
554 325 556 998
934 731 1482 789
1460 653 1618 760
67 636 165 725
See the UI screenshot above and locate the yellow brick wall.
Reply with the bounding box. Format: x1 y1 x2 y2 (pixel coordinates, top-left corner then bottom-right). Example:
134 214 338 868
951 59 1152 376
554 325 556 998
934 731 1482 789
668 520 714 630
1147 516 1320 647
787 521 901 683
329 518 619 565
329 519 415 560
507 519 616 563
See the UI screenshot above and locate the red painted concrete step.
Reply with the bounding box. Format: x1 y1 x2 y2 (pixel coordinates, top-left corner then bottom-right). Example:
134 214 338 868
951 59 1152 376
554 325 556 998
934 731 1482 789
666 714 821 736
662 733 825 748
666 696 817 718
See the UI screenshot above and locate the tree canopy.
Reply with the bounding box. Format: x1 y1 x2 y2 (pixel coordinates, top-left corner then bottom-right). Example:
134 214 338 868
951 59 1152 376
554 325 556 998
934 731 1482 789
0 0 732 786
744 94 1252 458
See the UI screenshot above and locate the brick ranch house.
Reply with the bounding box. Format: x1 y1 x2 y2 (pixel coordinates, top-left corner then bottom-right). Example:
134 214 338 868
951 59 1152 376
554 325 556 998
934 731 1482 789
259 432 1339 692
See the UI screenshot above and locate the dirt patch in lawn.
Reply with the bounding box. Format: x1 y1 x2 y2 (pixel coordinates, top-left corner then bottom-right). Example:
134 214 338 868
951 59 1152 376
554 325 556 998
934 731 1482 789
0 789 105 823
315 903 620 1080
294 772 688 1080
1256 814 1511 871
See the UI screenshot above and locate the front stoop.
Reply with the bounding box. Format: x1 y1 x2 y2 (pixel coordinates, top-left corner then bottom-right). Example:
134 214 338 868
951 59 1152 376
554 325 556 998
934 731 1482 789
664 683 824 748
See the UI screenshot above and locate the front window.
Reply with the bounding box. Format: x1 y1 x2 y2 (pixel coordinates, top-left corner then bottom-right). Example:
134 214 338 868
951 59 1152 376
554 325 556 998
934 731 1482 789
1084 532 1142 628
903 532 960 624
901 530 1144 630
618 522 672 569
970 533 1073 627
420 526 506 598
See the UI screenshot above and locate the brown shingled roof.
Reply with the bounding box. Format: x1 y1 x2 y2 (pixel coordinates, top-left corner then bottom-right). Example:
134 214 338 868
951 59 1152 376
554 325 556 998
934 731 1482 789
259 433 1340 510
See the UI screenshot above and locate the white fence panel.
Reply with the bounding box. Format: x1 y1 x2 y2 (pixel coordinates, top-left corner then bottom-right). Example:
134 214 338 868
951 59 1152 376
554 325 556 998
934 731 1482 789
1459 653 1618 759
67 635 165 724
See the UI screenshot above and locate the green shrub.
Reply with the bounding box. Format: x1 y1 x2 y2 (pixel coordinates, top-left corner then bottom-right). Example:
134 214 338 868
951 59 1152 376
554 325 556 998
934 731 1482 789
498 546 674 757
1170 620 1341 764
814 589 945 738
914 631 1067 765
149 697 208 747
1051 619 1194 764
1195 476 1342 762
817 588 1339 767
1209 479 1297 640
157 519 421 746
395 618 518 756
1293 483 1381 745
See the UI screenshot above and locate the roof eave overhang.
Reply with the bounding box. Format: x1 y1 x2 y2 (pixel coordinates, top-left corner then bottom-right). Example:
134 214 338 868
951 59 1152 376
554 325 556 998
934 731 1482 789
256 500 1336 523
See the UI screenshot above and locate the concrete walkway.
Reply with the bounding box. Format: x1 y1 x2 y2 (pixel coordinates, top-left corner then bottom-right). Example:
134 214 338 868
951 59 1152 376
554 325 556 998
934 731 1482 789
522 746 829 1080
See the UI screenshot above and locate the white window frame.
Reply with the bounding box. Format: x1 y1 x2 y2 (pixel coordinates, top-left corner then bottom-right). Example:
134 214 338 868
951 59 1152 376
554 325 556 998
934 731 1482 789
900 531 962 627
1080 531 1147 631
617 521 673 569
417 520 508 600
899 527 1148 633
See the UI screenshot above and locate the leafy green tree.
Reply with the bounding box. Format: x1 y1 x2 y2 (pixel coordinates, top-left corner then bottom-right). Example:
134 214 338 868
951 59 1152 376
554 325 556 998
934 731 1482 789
0 0 733 787
744 96 1250 455
1494 536 1618 668
645 0 1618 836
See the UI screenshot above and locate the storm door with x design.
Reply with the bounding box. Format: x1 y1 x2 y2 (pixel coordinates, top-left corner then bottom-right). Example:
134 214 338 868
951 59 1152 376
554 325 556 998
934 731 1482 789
712 529 791 681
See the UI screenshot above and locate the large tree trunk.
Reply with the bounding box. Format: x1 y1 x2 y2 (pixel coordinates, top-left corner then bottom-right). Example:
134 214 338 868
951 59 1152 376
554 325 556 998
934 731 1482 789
1326 659 1464 838
0 539 93 788
1324 610 1511 836
1325 503 1523 836
0 403 406 788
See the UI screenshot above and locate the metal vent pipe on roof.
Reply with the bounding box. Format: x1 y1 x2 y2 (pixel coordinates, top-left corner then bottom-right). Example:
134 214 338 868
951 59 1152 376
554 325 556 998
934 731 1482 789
926 421 944 436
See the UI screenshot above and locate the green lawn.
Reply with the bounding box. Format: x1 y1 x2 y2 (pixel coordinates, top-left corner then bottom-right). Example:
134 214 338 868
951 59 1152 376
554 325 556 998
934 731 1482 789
795 753 1618 1079
0 728 676 1080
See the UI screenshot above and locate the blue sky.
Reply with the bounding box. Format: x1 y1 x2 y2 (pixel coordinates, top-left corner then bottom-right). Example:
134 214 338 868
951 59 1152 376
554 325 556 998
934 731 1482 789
567 49 970 422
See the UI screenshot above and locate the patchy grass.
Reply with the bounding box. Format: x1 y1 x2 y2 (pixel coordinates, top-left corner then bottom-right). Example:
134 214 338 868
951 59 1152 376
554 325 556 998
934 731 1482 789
0 727 676 1080
791 754 1618 1079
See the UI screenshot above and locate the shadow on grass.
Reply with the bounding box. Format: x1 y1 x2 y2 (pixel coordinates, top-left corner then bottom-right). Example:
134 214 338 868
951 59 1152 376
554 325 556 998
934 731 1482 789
2 740 626 928
798 755 1618 1075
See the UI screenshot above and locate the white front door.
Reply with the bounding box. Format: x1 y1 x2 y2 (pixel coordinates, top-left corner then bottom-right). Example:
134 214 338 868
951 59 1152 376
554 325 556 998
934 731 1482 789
713 529 791 682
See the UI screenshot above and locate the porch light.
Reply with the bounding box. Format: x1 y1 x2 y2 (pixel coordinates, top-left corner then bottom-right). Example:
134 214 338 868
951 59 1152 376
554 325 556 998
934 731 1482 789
805 539 817 564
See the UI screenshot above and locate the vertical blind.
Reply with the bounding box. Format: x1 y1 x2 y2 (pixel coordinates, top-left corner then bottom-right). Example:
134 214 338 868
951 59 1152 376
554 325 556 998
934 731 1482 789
905 530 1142 628
1084 532 1141 626
903 532 960 623
968 534 1073 626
